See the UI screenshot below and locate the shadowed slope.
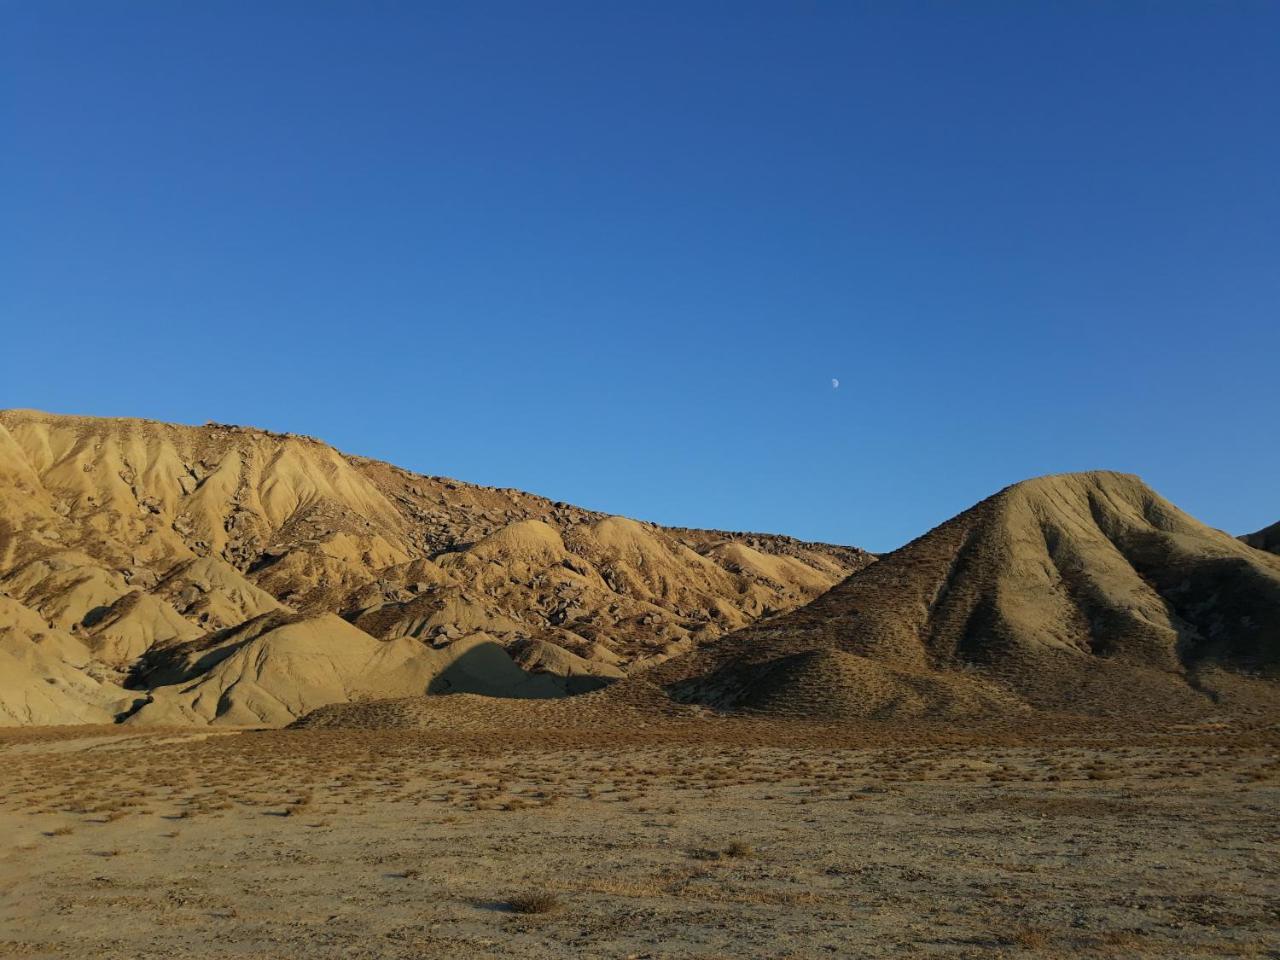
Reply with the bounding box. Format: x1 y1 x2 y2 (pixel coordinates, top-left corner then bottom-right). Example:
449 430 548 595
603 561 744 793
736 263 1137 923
1241 521 1280 555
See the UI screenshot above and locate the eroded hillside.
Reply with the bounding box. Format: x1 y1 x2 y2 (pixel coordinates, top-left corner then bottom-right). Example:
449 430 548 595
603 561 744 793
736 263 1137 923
0 410 871 725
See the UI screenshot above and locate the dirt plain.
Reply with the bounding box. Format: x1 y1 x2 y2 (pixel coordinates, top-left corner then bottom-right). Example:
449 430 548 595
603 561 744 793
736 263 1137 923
2 717 1277 959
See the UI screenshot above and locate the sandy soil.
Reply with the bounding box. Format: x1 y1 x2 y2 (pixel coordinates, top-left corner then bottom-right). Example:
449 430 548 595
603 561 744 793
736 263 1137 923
1 722 1277 958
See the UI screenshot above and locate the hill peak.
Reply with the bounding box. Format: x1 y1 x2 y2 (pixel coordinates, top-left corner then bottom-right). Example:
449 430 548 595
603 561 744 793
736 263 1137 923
650 470 1280 721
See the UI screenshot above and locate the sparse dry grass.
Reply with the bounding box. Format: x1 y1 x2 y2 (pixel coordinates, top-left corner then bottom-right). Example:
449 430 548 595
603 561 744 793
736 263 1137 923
0 722 1276 959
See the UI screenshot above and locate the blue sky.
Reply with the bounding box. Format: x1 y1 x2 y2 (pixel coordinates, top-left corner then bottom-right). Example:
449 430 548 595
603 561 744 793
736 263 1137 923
3 2 1277 551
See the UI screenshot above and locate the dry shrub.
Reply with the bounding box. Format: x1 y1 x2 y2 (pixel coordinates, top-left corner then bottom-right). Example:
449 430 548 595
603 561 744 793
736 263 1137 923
507 891 561 914
692 840 758 861
1009 927 1053 949
724 840 756 859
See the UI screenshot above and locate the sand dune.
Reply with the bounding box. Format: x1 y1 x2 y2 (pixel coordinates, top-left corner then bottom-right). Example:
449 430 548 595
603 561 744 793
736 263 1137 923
126 615 564 726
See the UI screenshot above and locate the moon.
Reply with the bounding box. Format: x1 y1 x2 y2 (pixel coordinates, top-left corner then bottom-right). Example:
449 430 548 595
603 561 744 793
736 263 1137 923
831 378 840 389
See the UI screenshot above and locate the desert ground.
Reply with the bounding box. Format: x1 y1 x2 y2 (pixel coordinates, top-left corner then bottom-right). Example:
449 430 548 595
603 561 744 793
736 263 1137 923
2 718 1277 959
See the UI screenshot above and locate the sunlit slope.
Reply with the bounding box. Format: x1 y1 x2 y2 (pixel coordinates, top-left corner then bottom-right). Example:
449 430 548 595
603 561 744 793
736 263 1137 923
0 409 869 724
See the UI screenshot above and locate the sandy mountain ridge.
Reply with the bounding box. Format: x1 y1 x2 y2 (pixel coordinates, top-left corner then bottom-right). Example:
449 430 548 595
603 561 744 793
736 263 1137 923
0 409 870 725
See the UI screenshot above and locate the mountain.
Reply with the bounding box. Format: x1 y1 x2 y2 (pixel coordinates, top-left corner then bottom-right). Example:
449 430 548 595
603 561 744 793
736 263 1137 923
1241 521 1280 555
647 472 1280 721
0 409 870 725
9 412 1273 729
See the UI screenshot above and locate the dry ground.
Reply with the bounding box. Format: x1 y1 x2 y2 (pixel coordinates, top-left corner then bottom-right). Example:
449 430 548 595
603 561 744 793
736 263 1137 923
1 720 1277 959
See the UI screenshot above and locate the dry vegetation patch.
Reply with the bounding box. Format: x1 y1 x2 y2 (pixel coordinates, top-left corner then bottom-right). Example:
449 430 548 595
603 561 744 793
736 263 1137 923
505 892 562 915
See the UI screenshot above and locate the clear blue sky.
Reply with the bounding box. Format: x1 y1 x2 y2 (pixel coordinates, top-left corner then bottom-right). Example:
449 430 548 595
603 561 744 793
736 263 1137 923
3 2 1277 551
